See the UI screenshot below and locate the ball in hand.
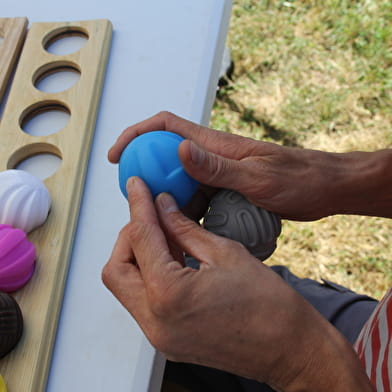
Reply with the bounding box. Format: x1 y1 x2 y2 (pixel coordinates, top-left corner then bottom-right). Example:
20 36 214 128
118 131 199 208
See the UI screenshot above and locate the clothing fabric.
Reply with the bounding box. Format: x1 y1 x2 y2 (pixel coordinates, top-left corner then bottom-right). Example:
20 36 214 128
269 266 379 345
354 288 392 391
164 265 379 391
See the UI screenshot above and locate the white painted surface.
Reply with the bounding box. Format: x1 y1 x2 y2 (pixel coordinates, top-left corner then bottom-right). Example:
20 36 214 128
3 1 232 390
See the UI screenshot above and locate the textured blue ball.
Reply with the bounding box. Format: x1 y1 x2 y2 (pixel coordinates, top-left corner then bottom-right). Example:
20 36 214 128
118 131 199 208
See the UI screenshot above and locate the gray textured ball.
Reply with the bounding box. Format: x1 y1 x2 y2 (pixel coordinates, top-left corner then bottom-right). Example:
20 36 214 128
203 189 281 261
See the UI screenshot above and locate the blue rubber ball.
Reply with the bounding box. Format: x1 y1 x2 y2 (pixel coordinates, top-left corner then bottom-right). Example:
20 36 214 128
118 131 199 208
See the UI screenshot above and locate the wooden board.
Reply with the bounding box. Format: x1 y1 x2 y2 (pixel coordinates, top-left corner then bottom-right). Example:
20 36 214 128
0 19 112 391
0 18 28 106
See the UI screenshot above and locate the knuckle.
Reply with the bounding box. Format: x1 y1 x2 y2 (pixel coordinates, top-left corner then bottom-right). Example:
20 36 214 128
124 220 156 256
214 235 248 257
128 220 150 243
231 239 249 254
101 263 112 287
206 154 230 183
157 110 175 123
119 223 142 248
171 213 197 238
119 224 132 238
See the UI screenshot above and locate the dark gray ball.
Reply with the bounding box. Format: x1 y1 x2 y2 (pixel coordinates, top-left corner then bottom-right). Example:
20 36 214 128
203 189 281 261
0 292 23 358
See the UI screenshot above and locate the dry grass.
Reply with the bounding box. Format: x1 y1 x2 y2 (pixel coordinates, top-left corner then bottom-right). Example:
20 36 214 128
210 0 392 299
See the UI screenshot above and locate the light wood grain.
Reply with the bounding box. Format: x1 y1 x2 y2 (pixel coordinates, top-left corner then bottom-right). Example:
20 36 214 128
0 19 112 392
0 18 28 107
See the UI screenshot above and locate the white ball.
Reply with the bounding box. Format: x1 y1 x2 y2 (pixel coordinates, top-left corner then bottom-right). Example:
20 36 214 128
0 170 51 233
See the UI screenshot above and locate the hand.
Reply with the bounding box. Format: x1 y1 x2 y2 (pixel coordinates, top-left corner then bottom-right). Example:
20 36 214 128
102 177 374 391
109 111 392 220
108 112 341 221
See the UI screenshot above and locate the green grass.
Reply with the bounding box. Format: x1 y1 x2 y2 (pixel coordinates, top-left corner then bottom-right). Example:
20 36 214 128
210 0 392 298
213 0 392 142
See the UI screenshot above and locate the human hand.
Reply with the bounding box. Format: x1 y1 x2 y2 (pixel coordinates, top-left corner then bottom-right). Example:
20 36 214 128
102 177 374 391
109 111 343 221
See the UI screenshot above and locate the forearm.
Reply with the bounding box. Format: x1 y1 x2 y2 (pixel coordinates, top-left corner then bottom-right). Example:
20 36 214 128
263 301 375 392
325 149 392 218
281 324 375 392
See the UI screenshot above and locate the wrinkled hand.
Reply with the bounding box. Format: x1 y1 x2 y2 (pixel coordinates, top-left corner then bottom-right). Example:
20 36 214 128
102 177 372 391
108 111 342 221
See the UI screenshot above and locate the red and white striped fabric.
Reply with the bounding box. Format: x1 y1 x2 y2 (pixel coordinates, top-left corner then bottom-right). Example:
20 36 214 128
354 288 392 391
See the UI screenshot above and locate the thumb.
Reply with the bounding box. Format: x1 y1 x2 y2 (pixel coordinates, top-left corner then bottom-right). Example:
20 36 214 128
179 140 254 191
155 192 241 267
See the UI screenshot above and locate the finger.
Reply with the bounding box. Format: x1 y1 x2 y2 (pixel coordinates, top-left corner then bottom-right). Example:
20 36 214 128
127 176 159 224
108 111 257 163
156 192 241 267
106 223 136 266
108 111 205 163
179 140 259 195
108 112 170 163
102 224 149 320
126 176 183 279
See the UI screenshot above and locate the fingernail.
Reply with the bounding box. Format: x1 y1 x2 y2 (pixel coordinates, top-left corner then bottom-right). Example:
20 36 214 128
190 142 205 166
158 192 178 213
126 176 137 194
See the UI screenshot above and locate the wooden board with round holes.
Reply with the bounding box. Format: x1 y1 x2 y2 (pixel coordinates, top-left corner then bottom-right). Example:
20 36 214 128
0 18 28 105
0 19 112 391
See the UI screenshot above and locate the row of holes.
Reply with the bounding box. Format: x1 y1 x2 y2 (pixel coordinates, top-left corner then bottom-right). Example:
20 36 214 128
25 31 88 135
4 30 89 179
0 27 87 55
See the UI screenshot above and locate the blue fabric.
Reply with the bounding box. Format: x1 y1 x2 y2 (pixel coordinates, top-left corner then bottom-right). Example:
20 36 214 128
270 265 378 345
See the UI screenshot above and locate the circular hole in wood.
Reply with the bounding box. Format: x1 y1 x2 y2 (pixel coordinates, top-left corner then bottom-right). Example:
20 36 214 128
7 143 62 180
20 102 70 136
43 27 89 55
34 62 81 93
